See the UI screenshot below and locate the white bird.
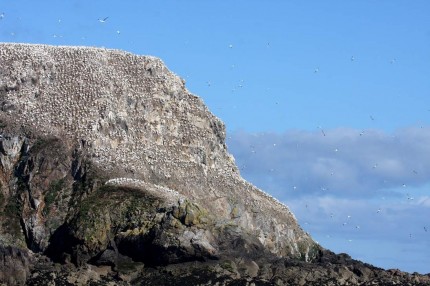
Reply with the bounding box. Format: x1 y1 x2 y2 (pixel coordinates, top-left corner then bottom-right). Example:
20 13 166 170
0 12 5 19
98 17 109 23
314 67 319 73
377 208 381 213
229 44 233 49
351 56 355 61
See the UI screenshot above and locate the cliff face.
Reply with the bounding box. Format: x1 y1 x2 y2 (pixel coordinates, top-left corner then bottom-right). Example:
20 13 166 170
0 43 429 285
0 43 314 282
0 42 314 256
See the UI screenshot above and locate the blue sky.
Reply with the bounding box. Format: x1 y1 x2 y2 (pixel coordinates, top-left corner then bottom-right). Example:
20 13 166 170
1 0 429 274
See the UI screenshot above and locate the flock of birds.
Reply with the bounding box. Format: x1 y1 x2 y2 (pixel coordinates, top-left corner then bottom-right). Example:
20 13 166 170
0 13 120 38
237 109 428 247
1 8 428 271
217 33 427 249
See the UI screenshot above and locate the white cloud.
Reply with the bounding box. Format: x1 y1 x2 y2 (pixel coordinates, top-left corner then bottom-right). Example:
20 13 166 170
284 194 430 273
227 126 430 273
227 126 430 199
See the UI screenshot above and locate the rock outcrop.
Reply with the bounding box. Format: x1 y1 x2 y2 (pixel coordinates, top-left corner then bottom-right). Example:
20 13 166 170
0 43 429 285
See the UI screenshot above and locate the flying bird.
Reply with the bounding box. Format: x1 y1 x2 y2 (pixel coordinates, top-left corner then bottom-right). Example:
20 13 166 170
98 17 109 23
318 126 326 136
0 12 4 19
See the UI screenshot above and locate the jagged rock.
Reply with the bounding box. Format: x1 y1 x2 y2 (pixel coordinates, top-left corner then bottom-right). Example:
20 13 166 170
0 245 33 286
0 42 314 260
0 43 428 285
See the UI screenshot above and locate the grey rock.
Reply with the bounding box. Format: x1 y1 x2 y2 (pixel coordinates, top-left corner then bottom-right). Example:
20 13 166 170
0 245 33 286
0 43 428 285
0 42 315 260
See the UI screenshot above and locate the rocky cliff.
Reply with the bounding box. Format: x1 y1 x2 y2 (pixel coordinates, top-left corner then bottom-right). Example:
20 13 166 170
0 43 428 285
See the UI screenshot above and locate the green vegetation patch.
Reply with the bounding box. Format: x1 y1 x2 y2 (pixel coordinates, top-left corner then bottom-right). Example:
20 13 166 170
0 192 5 207
2 194 25 242
296 240 322 262
220 260 236 273
44 178 66 209
4 195 22 218
71 185 161 252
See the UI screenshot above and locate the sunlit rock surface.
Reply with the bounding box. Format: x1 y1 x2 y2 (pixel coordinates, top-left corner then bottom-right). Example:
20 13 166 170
0 43 428 285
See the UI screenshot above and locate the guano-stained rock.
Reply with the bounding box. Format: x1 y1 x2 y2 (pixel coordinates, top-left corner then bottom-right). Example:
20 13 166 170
0 42 314 260
0 43 429 285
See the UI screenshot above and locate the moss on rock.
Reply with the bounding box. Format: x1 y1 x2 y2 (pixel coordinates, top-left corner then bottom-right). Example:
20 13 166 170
69 185 161 254
171 199 210 227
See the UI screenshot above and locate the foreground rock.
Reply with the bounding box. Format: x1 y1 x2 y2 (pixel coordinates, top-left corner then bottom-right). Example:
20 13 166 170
0 43 428 285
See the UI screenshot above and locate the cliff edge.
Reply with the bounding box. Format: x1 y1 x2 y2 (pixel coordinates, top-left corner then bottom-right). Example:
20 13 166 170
0 43 428 285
